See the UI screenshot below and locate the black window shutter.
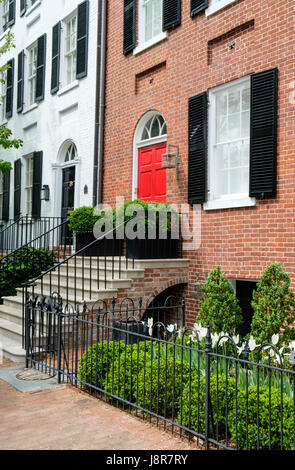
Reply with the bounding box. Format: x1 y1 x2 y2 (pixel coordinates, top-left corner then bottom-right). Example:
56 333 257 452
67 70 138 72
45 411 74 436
163 0 181 31
8 0 16 27
17 50 24 113
249 68 278 199
123 0 136 55
2 172 10 222
5 58 14 119
32 151 43 219
76 0 89 79
14 159 21 220
191 0 208 17
51 22 61 94
188 92 207 204
35 34 46 102
20 0 26 17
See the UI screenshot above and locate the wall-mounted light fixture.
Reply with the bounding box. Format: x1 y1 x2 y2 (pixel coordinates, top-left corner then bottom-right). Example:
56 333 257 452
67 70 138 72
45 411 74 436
40 185 50 201
161 144 180 179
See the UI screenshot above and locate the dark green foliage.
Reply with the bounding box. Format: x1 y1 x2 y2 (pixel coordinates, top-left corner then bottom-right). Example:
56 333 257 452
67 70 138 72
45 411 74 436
136 356 191 417
180 374 237 437
228 385 294 450
67 206 116 235
0 246 56 298
198 266 243 335
103 342 152 403
251 263 295 346
78 340 128 389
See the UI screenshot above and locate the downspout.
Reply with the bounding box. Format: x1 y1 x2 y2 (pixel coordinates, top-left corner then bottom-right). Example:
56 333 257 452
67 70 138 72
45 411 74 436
93 0 107 207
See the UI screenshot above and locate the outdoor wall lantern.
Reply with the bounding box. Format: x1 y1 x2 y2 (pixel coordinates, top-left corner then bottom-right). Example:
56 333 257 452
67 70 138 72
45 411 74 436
161 144 180 179
40 185 50 201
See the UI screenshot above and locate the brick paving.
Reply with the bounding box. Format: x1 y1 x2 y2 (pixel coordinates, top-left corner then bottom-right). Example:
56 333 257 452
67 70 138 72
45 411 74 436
0 360 201 451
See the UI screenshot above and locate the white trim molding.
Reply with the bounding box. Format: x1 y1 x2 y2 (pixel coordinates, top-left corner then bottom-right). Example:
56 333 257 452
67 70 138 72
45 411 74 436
204 196 256 211
206 0 238 17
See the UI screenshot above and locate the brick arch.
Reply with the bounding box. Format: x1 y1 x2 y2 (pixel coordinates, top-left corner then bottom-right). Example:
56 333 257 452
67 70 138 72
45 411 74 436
144 278 188 306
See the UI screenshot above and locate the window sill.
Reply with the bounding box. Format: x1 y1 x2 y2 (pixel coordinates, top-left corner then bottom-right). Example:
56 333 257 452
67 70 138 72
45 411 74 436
206 0 238 17
0 28 10 41
0 119 8 126
22 103 38 115
57 80 79 97
133 31 168 56
204 196 256 211
25 0 41 18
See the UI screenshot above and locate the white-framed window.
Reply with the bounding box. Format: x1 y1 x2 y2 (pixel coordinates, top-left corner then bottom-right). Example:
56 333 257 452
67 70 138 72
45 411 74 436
27 42 37 106
135 0 167 54
0 70 6 123
63 13 77 87
205 76 256 210
206 0 238 17
1 0 9 33
25 154 34 216
64 142 77 162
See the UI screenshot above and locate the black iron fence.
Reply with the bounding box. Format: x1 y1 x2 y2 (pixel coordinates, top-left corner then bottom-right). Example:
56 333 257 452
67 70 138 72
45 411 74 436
25 294 295 451
0 216 66 256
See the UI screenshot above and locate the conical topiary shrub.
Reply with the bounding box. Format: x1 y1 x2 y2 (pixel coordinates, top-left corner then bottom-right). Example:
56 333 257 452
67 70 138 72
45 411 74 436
251 263 295 346
198 266 243 335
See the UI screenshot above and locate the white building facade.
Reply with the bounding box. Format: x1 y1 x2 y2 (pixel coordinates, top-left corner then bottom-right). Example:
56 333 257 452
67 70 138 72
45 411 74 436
0 0 100 223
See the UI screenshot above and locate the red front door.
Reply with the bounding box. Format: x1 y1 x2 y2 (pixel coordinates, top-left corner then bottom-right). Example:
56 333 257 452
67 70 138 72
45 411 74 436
138 142 167 203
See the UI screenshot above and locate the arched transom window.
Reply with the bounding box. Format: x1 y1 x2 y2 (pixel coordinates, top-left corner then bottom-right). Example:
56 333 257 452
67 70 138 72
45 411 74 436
64 143 77 162
140 113 167 142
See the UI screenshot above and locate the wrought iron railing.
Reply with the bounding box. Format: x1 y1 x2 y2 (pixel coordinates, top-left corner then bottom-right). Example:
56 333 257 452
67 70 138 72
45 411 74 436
25 293 295 451
0 216 66 256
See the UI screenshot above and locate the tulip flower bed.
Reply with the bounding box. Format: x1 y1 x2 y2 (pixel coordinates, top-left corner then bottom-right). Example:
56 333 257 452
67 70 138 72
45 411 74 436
78 322 295 450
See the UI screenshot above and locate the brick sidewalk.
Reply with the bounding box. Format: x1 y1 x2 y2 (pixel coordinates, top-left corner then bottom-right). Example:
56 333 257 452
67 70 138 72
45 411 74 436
0 361 201 451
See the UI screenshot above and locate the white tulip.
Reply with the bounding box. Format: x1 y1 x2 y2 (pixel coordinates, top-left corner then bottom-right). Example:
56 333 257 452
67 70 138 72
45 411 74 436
147 318 153 337
289 341 295 351
237 344 245 356
233 334 240 345
211 332 219 348
167 324 176 333
271 333 280 346
248 336 258 352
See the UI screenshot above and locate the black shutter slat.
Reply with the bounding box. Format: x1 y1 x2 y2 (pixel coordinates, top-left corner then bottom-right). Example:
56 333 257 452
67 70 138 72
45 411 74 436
32 151 43 219
35 34 46 102
51 22 61 94
163 0 181 31
17 51 24 113
191 0 208 17
14 159 21 220
76 0 89 79
2 172 10 222
188 92 207 204
5 58 14 119
123 0 136 55
20 0 26 17
249 68 278 199
8 0 15 27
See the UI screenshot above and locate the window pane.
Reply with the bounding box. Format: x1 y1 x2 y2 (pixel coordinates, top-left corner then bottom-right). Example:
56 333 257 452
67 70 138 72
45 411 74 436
228 90 240 114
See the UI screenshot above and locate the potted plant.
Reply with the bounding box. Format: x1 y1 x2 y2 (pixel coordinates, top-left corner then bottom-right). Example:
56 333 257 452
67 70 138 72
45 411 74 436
67 206 122 257
117 199 179 259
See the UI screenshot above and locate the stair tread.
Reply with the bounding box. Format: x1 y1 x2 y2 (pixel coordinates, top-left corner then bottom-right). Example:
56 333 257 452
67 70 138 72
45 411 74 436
0 318 22 334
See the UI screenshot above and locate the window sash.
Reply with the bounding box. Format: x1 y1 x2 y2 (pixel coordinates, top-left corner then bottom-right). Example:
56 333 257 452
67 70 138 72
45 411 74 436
209 77 251 201
27 44 37 105
25 156 34 215
140 0 163 45
64 15 77 86
0 71 7 122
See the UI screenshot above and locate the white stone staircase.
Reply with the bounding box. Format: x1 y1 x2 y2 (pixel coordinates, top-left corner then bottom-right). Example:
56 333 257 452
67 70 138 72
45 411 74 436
0 256 189 363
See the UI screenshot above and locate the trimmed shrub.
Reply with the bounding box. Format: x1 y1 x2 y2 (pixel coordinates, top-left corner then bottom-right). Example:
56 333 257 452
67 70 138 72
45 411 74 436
198 266 243 335
228 385 294 450
180 374 237 438
78 340 127 388
251 263 295 346
135 357 191 417
103 342 152 403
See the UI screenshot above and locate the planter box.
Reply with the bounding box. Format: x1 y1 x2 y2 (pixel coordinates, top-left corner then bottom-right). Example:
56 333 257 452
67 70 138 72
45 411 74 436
76 233 122 257
113 320 149 345
126 235 179 259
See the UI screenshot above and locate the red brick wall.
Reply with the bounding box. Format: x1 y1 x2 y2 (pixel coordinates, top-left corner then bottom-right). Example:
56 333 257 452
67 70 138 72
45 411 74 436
102 0 295 321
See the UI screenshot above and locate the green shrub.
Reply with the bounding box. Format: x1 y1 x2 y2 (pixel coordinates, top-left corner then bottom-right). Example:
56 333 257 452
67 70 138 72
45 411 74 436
198 266 243 335
180 374 237 437
0 246 56 298
78 340 128 388
67 206 116 235
103 342 152 403
228 385 294 450
135 357 190 417
251 263 295 346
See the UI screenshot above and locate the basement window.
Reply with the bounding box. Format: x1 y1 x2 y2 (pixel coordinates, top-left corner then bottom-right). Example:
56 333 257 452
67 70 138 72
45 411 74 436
234 279 257 337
